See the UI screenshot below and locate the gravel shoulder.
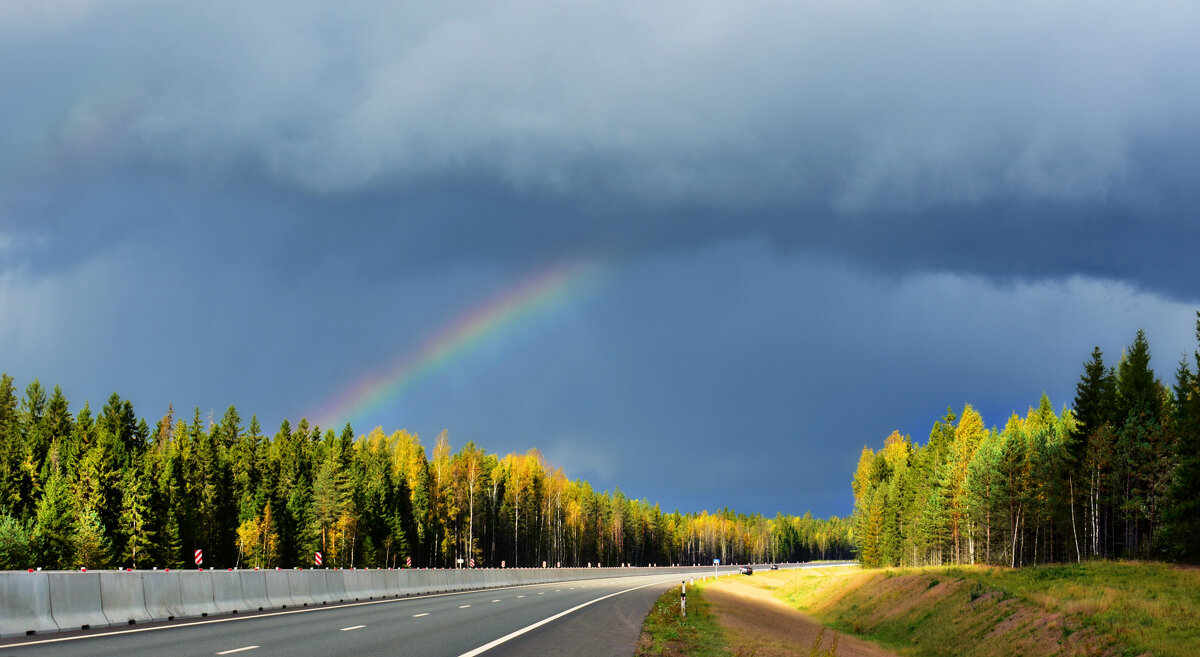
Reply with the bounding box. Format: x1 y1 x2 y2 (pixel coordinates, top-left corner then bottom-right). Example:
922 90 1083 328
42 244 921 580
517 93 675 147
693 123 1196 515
702 576 901 657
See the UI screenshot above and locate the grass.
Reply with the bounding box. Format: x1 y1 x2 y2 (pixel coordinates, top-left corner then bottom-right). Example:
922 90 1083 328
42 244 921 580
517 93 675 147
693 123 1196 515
969 561 1200 657
763 561 1200 657
635 581 732 657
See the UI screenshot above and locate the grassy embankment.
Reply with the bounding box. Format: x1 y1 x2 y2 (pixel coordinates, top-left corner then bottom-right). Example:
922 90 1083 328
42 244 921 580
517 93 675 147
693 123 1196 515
635 581 731 657
773 561 1200 657
635 577 841 657
638 562 1200 657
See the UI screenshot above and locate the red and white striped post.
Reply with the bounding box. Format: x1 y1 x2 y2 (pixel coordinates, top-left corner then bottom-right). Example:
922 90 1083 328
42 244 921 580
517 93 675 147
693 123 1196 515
194 549 203 568
315 551 323 567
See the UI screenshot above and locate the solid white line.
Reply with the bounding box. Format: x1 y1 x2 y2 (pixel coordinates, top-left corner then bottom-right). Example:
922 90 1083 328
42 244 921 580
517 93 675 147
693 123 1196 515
455 578 670 657
339 625 366 631
216 647 259 655
412 613 429 617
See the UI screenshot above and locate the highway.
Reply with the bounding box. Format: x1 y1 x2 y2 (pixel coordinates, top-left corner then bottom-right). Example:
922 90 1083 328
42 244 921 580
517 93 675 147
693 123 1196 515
0 573 683 657
0 563 850 657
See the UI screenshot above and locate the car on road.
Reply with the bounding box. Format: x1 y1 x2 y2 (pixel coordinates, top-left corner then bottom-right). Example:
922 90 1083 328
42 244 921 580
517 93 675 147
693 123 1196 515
770 564 779 570
739 566 754 575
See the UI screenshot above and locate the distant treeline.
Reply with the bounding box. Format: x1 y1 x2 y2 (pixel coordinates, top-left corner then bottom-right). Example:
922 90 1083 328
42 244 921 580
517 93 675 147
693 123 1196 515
0 382 852 570
852 311 1200 567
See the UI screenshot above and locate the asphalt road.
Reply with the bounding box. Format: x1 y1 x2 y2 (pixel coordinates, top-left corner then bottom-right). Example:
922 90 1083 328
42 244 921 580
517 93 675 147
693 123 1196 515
0 574 683 657
0 563 851 657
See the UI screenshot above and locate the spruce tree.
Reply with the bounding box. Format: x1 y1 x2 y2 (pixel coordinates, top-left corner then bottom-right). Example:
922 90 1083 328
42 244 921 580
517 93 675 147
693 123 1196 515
33 470 77 568
0 513 32 568
73 509 112 569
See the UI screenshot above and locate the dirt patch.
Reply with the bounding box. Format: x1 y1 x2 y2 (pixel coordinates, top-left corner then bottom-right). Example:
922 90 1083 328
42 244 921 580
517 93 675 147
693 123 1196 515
703 578 901 657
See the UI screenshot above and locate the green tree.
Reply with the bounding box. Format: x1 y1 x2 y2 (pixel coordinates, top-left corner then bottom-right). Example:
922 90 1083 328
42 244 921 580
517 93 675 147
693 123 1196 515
33 470 77 568
0 513 32 568
73 509 112 569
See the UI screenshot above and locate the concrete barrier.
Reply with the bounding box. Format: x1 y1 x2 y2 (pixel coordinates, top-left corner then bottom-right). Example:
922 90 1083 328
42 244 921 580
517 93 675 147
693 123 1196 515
142 570 185 621
263 570 294 608
99 571 152 626
340 570 366 600
383 569 401 596
285 569 315 606
326 569 348 602
0 571 58 637
210 571 249 614
307 568 333 604
240 570 270 611
178 570 220 618
363 569 387 598
48 571 108 631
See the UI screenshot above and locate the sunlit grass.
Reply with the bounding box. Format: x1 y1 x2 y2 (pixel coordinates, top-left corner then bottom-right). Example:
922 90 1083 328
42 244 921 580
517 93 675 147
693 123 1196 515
635 581 731 657
766 561 1200 657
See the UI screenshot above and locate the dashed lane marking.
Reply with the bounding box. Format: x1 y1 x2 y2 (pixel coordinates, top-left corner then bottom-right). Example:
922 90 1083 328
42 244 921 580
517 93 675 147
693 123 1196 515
459 605 471 609
413 613 429 618
340 625 366 631
216 647 259 655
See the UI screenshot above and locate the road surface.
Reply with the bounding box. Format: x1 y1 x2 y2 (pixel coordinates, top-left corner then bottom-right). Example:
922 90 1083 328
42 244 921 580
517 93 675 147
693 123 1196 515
0 563 849 657
0 574 680 657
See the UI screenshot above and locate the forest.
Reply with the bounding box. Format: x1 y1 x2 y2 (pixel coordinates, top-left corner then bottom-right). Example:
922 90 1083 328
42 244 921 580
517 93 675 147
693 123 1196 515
852 312 1200 567
0 381 852 570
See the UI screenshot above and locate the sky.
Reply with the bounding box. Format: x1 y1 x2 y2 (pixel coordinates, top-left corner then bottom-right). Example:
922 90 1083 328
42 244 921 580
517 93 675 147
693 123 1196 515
2 0 1199 519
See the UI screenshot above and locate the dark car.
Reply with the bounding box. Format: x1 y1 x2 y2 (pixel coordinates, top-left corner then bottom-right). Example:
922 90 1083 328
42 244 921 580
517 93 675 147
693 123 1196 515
770 564 779 570
738 566 754 575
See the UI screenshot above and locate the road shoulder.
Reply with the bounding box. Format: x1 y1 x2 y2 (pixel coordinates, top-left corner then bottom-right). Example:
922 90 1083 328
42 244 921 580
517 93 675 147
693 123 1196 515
703 577 901 657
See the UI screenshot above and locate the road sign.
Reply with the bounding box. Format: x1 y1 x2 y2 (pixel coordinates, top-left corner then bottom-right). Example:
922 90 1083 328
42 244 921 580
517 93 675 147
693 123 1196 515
195 549 203 567
315 551 323 566
713 559 720 564
405 556 412 567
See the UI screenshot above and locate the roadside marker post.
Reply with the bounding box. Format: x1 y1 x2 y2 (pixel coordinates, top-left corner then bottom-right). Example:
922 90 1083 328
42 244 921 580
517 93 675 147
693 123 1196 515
713 558 719 579
315 551 323 567
680 581 687 618
195 549 203 568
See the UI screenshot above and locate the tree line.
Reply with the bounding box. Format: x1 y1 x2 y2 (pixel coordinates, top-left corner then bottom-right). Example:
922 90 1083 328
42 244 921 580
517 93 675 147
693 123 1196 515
0 383 852 570
852 311 1200 567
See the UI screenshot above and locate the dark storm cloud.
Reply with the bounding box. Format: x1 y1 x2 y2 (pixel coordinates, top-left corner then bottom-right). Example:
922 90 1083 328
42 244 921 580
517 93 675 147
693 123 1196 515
3 1 1200 517
3 0 1199 298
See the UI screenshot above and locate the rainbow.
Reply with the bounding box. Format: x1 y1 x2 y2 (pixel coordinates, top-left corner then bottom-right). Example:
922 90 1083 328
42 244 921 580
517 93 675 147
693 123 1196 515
314 261 597 430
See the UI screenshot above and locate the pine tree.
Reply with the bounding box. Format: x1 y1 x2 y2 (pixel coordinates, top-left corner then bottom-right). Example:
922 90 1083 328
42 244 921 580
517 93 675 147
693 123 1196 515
118 455 156 568
73 509 112 569
0 512 32 568
0 374 23 516
33 470 77 568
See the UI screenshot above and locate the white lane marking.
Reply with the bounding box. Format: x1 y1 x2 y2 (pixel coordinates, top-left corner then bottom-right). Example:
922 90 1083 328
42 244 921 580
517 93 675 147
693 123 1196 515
413 613 429 618
455 578 671 657
459 605 471 609
537 592 545 595
216 647 259 655
517 595 525 598
340 625 366 631
491 600 501 603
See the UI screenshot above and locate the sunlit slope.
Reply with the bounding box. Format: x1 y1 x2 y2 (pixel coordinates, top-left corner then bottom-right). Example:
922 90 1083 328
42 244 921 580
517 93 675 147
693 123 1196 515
748 562 1199 657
